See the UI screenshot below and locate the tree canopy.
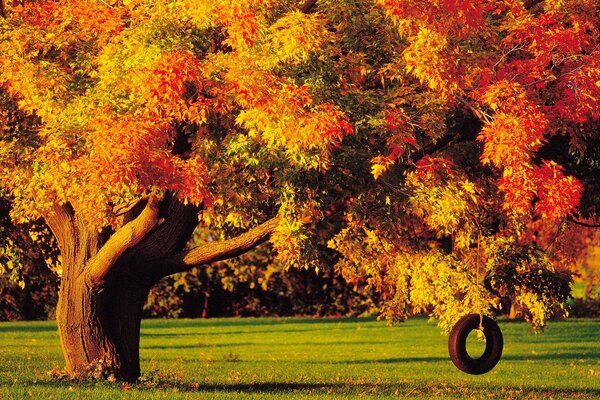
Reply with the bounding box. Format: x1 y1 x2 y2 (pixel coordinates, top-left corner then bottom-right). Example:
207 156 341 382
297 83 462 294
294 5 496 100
1 0 599 356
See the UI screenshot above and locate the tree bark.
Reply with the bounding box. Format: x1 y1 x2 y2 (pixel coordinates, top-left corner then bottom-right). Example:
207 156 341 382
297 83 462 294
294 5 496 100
56 265 150 382
46 201 157 382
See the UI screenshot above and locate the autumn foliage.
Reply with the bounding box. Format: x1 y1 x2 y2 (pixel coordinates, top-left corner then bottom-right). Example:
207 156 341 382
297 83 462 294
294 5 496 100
0 0 599 380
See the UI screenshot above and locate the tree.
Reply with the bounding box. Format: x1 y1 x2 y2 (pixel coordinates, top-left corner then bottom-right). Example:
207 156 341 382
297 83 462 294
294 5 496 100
0 197 59 320
0 0 598 381
144 245 377 319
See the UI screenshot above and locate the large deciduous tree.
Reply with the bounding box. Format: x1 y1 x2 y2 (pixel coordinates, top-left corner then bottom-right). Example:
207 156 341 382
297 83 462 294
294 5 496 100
0 0 598 381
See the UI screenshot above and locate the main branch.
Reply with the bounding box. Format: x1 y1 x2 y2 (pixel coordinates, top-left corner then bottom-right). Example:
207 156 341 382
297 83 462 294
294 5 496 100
156 215 281 277
86 196 161 285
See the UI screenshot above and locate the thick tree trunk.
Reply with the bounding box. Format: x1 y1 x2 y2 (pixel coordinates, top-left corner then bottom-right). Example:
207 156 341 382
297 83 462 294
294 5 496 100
45 195 280 382
56 266 150 382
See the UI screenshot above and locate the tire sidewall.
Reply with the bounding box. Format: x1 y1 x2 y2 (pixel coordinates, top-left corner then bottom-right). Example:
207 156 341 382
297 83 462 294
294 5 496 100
448 314 503 375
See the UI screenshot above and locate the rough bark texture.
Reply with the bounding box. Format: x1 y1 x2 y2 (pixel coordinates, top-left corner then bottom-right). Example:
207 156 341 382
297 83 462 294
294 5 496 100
47 202 156 381
56 271 149 381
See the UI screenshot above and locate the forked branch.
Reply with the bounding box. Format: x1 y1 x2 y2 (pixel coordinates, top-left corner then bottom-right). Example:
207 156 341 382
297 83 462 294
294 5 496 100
86 196 161 285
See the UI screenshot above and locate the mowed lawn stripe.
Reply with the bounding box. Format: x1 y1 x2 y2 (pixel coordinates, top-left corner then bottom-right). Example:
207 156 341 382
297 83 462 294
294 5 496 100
0 317 597 399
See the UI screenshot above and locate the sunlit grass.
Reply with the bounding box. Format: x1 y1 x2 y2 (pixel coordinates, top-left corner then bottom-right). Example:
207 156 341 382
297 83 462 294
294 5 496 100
0 317 598 399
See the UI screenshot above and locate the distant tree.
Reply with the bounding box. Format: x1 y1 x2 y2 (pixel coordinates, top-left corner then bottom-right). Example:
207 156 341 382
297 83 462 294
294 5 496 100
0 197 59 320
144 245 377 319
0 0 598 381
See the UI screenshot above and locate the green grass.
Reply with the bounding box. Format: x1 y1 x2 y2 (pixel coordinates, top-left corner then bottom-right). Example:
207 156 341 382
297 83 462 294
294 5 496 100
0 317 598 399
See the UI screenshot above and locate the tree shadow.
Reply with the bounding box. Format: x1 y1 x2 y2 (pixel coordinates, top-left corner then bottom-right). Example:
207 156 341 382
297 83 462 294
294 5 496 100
511 336 600 344
212 340 406 347
142 316 377 330
295 357 449 364
141 326 354 337
29 379 600 398
192 382 600 398
501 351 600 361
141 339 418 349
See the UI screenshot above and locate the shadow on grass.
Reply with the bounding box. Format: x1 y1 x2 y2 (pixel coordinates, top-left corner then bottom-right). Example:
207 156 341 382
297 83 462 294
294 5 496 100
141 326 359 337
501 351 600 361
140 320 396 337
140 351 449 364
186 382 600 398
142 317 378 330
298 357 448 364
511 335 600 344
141 339 422 350
28 379 600 398
214 340 414 348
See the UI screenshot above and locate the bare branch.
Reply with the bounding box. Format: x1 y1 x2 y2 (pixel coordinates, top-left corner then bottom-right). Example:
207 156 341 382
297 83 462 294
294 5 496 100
155 215 281 277
523 0 544 10
410 131 463 162
454 94 493 124
86 196 161 285
300 0 317 13
567 216 600 229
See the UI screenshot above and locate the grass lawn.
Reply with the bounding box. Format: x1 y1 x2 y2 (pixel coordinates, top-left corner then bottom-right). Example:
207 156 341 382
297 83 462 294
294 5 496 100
0 317 598 399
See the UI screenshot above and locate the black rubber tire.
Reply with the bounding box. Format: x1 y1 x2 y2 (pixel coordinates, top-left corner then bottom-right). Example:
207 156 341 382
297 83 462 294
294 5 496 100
448 314 503 375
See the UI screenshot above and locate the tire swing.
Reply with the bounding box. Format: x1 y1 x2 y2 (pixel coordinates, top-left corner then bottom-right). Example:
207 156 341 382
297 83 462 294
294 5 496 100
448 314 503 374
